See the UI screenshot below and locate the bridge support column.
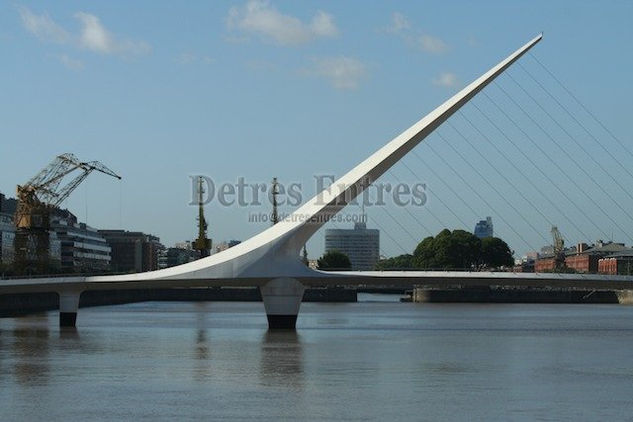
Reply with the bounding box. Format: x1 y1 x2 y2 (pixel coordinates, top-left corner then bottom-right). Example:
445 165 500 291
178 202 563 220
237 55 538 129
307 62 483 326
260 278 305 330
58 290 81 327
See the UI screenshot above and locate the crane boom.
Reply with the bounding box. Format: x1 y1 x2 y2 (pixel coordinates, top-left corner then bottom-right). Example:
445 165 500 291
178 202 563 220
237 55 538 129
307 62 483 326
551 226 566 272
14 153 121 274
21 153 121 207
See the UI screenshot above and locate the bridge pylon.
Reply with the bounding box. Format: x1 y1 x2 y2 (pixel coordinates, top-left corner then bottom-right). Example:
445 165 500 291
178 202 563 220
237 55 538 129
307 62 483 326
260 278 305 329
58 289 81 327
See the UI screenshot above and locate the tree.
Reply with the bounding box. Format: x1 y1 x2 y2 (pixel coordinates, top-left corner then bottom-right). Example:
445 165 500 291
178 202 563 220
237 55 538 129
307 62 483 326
479 237 514 268
449 230 482 269
0 262 13 277
412 235 439 269
317 250 352 271
413 229 481 270
375 254 413 270
383 229 515 271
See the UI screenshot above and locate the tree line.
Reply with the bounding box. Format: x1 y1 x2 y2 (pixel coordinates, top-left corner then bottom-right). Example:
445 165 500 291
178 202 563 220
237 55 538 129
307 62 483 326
318 229 514 271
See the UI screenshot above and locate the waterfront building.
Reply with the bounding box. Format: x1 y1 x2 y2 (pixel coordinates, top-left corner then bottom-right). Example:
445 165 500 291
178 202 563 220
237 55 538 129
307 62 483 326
214 240 241 254
566 241 628 273
0 211 15 266
174 241 194 250
0 192 17 215
99 229 162 273
324 220 379 270
164 245 200 268
157 245 168 269
51 209 109 273
598 249 633 275
535 241 629 274
474 217 493 239
0 193 16 267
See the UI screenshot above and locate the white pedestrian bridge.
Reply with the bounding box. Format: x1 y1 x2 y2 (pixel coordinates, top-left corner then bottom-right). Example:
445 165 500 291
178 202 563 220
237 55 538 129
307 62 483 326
3 34 631 328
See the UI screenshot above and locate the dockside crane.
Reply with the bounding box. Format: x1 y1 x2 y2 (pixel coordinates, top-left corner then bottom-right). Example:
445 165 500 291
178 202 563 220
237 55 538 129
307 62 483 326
14 153 121 274
551 226 566 272
192 176 211 257
271 177 280 225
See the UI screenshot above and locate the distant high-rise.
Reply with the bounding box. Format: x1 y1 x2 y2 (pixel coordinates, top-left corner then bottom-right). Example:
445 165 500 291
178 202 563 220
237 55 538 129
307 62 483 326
99 229 162 273
162 246 199 268
324 218 379 270
474 216 493 239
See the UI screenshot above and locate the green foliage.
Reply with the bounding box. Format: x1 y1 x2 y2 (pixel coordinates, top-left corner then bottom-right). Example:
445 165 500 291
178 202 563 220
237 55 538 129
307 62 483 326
317 250 352 271
413 229 482 269
0 262 13 277
480 237 514 268
413 235 438 269
410 229 514 270
375 254 413 270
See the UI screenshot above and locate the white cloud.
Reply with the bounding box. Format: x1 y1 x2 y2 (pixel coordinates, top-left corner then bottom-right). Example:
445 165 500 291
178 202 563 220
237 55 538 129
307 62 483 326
387 12 410 34
75 12 150 55
305 56 366 90
310 11 338 38
18 7 150 57
74 12 111 52
227 0 338 46
57 54 84 71
18 6 69 43
384 12 448 54
433 72 458 87
419 34 448 54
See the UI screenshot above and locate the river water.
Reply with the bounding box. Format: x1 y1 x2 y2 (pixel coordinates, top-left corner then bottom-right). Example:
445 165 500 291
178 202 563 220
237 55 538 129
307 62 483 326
1 295 632 421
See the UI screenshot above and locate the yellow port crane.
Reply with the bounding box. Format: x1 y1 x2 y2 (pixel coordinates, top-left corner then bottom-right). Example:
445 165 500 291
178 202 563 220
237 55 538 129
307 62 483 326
551 226 566 272
14 153 121 274
192 176 211 257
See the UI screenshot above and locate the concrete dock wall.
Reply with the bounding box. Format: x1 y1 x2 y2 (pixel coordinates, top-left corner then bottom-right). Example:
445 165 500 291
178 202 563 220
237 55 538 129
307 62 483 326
411 287 633 304
0 287 357 317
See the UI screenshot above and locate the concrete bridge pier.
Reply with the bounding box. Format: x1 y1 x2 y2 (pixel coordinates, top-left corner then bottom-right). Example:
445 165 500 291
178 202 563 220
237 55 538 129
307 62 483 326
58 289 82 327
260 278 305 330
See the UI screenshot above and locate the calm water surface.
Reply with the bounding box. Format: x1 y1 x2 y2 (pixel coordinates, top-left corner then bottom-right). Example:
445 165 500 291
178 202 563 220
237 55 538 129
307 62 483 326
1 295 632 421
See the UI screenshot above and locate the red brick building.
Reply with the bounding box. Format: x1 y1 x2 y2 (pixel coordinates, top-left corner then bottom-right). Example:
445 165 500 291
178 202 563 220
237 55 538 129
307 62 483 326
534 257 556 272
599 258 618 275
598 250 633 275
535 242 629 274
565 253 599 273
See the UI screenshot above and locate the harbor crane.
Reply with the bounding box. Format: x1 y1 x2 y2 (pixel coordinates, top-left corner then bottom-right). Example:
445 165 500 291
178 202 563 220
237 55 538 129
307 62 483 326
551 226 566 272
14 153 121 274
192 176 211 257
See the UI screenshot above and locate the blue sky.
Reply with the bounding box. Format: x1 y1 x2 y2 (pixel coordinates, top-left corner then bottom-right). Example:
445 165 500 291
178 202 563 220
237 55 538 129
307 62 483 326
1 1 632 259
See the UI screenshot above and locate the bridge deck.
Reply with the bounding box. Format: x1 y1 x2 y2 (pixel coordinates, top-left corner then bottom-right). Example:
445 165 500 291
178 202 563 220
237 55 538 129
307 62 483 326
2 271 632 295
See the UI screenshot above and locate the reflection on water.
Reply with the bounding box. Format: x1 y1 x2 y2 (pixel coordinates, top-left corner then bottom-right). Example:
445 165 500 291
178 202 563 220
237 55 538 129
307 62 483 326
59 327 80 341
0 301 632 421
192 303 211 381
194 303 209 360
259 330 303 389
196 329 208 359
12 314 51 386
